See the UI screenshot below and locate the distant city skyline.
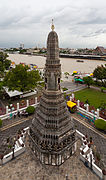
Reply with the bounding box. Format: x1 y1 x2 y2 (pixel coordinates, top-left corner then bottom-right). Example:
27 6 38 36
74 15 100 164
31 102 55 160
0 0 106 48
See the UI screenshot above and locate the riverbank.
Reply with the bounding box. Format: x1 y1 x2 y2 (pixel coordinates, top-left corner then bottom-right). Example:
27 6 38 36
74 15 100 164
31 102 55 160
59 53 106 61
8 54 106 74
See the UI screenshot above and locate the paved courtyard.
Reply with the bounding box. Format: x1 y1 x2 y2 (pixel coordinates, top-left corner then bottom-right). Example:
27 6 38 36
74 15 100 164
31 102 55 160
61 77 86 94
0 140 99 180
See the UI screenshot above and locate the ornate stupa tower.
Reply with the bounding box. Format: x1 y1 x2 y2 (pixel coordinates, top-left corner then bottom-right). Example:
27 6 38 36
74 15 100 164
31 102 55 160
29 20 76 166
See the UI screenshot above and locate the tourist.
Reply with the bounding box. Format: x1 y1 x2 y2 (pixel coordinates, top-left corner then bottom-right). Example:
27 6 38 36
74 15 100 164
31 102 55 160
14 113 16 118
25 112 28 117
17 111 20 117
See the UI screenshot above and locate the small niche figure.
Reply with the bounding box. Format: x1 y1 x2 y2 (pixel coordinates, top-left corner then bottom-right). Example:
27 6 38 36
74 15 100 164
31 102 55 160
14 112 17 118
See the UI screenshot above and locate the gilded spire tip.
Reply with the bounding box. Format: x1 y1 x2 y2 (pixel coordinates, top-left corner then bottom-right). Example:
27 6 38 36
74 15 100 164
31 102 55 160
51 19 55 31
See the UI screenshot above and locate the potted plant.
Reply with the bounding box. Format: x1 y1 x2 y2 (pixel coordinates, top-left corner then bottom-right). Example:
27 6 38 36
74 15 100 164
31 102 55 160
8 144 12 149
90 137 93 144
94 119 106 131
26 106 35 115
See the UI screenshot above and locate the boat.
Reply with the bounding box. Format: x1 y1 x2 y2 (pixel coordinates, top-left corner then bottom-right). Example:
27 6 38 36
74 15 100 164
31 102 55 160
76 60 84 62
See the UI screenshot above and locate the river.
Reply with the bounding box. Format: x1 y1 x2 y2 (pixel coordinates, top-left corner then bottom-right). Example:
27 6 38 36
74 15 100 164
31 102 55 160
8 54 106 74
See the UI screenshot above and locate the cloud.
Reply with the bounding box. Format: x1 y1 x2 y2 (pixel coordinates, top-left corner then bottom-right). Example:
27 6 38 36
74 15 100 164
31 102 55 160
0 0 106 48
82 29 106 38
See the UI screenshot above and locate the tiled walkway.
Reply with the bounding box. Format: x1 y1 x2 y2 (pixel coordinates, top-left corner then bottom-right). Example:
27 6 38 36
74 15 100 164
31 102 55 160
0 140 99 180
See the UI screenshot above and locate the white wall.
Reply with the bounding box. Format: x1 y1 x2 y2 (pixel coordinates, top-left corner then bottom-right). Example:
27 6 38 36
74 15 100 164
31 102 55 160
92 163 103 179
80 153 103 179
2 152 13 164
14 146 25 157
0 146 25 165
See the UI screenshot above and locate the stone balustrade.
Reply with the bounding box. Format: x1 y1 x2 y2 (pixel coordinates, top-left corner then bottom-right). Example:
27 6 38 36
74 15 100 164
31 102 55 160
0 97 38 120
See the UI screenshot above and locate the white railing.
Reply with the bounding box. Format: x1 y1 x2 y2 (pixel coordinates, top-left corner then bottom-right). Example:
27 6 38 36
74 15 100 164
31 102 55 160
0 103 39 120
76 130 105 179
70 95 105 121
77 107 98 120
0 127 29 165
77 106 105 121
1 146 25 165
80 153 103 179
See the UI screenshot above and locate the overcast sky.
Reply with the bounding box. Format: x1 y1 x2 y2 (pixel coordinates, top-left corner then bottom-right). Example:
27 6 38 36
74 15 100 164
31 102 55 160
0 0 106 48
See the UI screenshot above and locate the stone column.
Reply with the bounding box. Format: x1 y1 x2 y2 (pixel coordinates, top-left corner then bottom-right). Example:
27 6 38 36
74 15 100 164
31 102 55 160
26 100 29 107
97 108 99 119
72 146 75 154
58 154 62 165
41 153 44 163
74 141 77 152
49 154 52 164
86 104 89 112
17 103 19 111
35 97 37 104
77 100 80 107
6 106 8 114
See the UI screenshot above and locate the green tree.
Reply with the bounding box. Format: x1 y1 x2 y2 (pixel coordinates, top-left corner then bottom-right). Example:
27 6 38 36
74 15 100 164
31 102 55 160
19 49 27 54
0 52 11 77
93 65 106 83
4 64 42 92
0 81 4 95
83 76 93 88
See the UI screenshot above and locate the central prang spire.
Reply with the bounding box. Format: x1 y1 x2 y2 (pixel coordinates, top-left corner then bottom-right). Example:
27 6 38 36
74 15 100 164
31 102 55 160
45 21 61 91
29 23 76 166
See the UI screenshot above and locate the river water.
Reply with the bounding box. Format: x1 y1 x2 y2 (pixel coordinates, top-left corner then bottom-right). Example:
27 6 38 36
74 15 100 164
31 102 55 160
8 54 106 74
